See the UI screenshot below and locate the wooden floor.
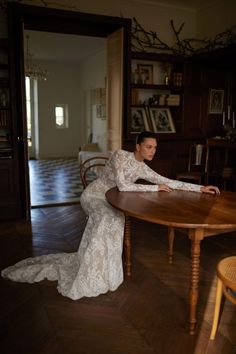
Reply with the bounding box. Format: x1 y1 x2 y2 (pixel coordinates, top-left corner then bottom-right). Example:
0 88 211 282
0 204 235 354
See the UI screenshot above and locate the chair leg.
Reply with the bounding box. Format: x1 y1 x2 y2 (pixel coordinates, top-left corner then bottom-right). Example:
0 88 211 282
167 227 175 264
210 278 223 340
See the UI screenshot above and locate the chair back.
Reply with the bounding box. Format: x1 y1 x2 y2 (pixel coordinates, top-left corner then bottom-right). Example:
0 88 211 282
188 144 209 174
217 256 236 305
80 156 109 189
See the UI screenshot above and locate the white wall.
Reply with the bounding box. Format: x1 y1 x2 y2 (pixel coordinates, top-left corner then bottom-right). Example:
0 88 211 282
79 49 107 150
35 47 106 158
197 0 236 39
15 0 235 43
76 0 197 45
0 0 197 42
37 60 83 158
1 0 236 44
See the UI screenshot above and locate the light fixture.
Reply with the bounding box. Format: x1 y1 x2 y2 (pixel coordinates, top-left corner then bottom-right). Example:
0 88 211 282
25 34 48 81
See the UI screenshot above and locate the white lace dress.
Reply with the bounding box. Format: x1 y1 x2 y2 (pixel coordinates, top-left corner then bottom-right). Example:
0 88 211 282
1 150 202 300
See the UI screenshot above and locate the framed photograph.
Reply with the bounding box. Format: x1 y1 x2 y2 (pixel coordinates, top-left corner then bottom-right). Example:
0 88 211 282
96 104 106 119
149 108 175 133
137 64 153 84
130 106 150 133
209 89 224 114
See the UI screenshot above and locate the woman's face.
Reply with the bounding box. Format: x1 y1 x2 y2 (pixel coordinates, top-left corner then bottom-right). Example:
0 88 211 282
135 138 157 161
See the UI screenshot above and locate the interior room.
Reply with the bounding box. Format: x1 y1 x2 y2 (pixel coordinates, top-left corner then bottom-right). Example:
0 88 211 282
0 1 236 353
24 30 107 206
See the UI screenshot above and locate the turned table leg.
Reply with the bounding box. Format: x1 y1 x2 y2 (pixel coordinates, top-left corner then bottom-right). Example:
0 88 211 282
124 214 131 277
167 227 175 264
188 228 204 335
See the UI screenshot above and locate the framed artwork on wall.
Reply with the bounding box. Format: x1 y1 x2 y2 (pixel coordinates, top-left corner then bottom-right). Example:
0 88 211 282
149 108 175 133
137 64 153 84
130 106 150 133
209 89 224 114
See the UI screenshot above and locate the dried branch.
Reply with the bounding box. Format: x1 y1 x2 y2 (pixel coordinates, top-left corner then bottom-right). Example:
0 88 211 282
132 17 236 56
132 17 173 53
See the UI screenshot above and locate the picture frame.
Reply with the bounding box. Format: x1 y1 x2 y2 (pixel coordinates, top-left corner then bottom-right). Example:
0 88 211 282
96 104 106 119
130 106 150 133
149 108 175 133
137 64 153 84
209 89 224 114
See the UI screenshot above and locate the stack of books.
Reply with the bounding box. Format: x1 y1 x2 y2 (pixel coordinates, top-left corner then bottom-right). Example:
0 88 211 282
0 146 13 159
0 110 9 127
166 94 180 106
158 94 167 105
0 134 12 159
221 167 233 178
172 72 183 86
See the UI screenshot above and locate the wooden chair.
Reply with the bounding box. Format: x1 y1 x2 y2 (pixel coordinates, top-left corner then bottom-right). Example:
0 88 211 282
80 156 109 189
176 143 209 185
210 256 236 340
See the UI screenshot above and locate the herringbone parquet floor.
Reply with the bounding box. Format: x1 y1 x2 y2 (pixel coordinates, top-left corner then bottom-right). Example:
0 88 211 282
29 159 83 207
0 205 235 354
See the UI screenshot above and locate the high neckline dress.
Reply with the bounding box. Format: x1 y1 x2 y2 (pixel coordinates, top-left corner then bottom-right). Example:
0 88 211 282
1 150 201 300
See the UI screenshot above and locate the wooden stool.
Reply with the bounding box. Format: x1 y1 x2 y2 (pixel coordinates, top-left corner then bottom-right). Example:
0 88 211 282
210 256 236 340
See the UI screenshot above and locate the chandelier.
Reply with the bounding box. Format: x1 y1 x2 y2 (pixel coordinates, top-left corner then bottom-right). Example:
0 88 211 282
25 34 48 81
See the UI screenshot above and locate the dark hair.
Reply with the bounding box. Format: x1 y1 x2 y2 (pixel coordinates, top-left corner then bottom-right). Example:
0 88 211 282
136 131 157 145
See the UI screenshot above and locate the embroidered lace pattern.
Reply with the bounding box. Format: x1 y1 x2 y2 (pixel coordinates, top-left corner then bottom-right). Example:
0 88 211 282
1 150 201 300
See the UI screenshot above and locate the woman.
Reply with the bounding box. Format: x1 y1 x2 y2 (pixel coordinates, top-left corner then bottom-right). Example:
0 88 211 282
1 131 219 300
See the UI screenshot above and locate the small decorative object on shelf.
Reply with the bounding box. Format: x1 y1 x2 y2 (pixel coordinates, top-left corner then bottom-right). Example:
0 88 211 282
137 64 153 84
132 69 139 84
222 105 236 141
160 63 173 85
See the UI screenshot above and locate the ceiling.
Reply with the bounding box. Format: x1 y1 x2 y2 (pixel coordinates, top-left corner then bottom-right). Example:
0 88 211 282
25 30 106 62
25 0 219 62
131 0 219 11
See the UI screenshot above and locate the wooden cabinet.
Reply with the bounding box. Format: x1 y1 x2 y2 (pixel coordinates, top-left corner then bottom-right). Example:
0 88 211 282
129 52 184 136
0 39 13 160
126 51 236 179
0 39 21 220
207 138 236 191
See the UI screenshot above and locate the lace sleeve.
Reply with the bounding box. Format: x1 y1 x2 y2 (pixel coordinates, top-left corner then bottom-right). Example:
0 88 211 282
142 163 202 192
111 150 158 192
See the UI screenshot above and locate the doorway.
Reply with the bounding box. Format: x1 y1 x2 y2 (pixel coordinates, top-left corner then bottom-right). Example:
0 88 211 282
8 3 131 218
24 30 107 207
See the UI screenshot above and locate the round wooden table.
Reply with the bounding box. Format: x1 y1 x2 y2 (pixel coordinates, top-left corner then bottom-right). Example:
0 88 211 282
106 187 236 334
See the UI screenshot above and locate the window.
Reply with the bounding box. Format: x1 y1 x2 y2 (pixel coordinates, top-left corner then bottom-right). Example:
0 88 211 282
25 76 32 146
25 76 39 159
55 104 68 128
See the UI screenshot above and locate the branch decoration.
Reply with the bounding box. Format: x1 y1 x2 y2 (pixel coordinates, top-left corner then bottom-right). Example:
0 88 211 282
132 17 236 56
1 1 236 57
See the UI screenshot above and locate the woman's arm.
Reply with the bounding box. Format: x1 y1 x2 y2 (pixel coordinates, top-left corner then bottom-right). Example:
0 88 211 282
139 164 220 194
141 163 202 192
200 185 220 194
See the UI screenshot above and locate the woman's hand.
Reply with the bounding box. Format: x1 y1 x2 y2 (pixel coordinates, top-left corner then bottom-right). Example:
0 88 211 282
158 184 173 192
200 185 220 195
